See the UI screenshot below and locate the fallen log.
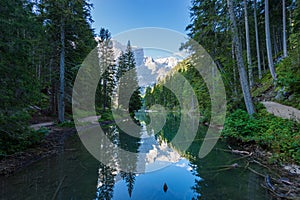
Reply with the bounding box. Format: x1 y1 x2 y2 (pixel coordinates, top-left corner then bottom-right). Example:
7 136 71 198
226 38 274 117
51 176 66 200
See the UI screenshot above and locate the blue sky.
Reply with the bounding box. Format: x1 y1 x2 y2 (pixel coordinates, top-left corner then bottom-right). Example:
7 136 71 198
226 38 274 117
89 0 191 58
89 0 191 36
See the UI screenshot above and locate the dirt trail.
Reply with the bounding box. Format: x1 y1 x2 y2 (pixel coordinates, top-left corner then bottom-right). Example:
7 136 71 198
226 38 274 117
261 101 300 123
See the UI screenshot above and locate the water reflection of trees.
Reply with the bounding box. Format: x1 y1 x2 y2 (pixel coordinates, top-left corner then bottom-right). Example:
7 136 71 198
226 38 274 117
157 113 203 158
95 126 119 200
95 113 211 199
95 125 142 199
96 164 116 200
95 113 270 199
155 112 205 199
120 172 135 197
118 127 141 197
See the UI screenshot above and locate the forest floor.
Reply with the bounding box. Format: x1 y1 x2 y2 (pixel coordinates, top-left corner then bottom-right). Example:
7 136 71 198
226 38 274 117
0 123 76 176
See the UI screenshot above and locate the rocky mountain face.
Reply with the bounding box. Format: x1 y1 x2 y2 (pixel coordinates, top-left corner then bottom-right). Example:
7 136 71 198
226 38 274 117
112 40 180 87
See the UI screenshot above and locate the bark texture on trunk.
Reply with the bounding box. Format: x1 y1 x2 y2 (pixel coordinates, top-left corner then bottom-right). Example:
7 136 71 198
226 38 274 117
228 0 255 115
265 0 277 80
254 0 262 79
59 18 65 123
244 0 253 87
283 0 288 58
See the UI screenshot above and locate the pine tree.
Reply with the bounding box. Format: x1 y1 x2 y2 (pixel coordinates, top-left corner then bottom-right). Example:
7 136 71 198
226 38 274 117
0 0 95 154
265 0 277 80
0 0 49 154
59 15 65 123
254 0 262 79
283 0 288 57
116 41 142 113
244 0 253 87
97 28 117 110
185 0 237 102
227 0 255 115
186 0 229 60
40 0 96 121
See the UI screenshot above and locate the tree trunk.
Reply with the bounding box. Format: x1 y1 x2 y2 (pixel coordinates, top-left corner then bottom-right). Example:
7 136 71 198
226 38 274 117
103 79 107 110
50 83 57 115
265 0 277 80
244 0 253 87
278 27 283 52
262 49 266 73
58 18 65 123
273 26 278 56
282 0 288 58
227 0 255 115
232 41 238 96
254 0 262 79
49 58 56 115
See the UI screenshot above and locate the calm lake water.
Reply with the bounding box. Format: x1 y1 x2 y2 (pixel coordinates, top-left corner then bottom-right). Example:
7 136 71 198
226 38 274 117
0 113 273 199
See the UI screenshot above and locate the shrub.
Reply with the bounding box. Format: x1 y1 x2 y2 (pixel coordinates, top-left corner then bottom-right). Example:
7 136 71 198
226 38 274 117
0 111 44 157
222 108 300 164
275 49 300 109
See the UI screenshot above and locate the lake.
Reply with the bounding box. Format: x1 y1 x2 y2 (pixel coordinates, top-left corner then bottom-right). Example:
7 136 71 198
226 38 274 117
0 113 273 199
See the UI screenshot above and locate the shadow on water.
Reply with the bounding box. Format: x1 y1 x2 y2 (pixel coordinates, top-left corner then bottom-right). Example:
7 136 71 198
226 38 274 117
0 112 273 199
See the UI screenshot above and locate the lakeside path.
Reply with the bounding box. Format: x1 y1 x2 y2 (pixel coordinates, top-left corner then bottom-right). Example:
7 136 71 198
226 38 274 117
262 101 300 123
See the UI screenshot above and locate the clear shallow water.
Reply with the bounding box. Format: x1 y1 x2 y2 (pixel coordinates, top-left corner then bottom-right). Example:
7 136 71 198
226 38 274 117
0 113 272 199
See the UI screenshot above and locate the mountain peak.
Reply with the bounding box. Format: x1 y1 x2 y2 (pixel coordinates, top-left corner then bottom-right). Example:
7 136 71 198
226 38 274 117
109 39 180 87
138 56 180 86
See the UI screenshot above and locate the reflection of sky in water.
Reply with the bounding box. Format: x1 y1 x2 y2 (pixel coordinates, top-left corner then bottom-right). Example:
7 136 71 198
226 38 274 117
136 122 182 172
96 122 202 199
113 159 201 200
0 114 273 200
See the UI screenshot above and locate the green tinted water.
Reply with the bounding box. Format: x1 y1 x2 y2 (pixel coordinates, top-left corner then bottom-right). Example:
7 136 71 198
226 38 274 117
0 113 272 199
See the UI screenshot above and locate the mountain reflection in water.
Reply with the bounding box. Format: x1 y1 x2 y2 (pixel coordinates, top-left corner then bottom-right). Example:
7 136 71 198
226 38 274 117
0 113 273 200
